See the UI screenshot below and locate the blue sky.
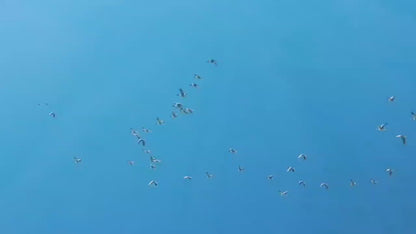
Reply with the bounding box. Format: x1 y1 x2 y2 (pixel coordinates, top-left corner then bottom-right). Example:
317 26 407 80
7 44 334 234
1 0 416 233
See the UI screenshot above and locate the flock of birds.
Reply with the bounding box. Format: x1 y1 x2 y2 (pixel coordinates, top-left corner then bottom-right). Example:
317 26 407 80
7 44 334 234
39 59 416 197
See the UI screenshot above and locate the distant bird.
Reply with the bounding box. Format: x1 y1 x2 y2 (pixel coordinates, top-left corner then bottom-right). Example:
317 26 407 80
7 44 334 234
178 88 186 98
148 180 158 187
279 190 288 197
298 180 306 187
128 160 135 166
181 108 194 114
388 96 395 102
184 176 192 180
267 175 274 180
171 111 178 119
411 112 416 120
189 83 199 88
377 123 388 131
150 156 161 164
173 103 184 109
130 128 139 137
137 138 146 146
287 167 295 173
228 148 238 154
238 165 245 173
194 74 202 80
396 135 407 145
370 178 378 184
73 157 82 164
142 127 151 133
49 112 56 118
143 149 152 154
298 154 307 160
150 164 156 169
156 117 165 125
386 168 393 176
206 172 214 179
350 179 357 187
320 183 329 189
207 59 218 66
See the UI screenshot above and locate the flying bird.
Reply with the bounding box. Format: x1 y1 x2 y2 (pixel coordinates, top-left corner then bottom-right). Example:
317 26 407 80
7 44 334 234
238 166 245 173
181 108 194 114
207 59 218 66
267 175 274 180
49 112 56 118
171 111 178 119
150 156 161 164
178 88 186 98
411 112 416 120
194 74 202 80
228 148 238 154
73 157 82 164
137 138 146 146
350 179 357 187
173 103 184 109
377 123 388 131
143 149 152 154
298 180 306 187
142 127 151 133
156 117 165 125
189 83 199 88
148 180 158 187
388 96 395 102
184 176 192 180
279 190 288 197
320 183 329 189
386 168 393 176
298 154 307 160
287 167 295 173
396 135 406 145
370 178 378 184
150 164 156 169
206 172 214 179
128 160 135 166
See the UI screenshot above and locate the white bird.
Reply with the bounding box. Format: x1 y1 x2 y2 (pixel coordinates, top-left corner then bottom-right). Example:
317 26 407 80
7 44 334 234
49 112 56 118
238 165 245 173
148 180 158 187
298 180 306 187
377 123 388 131
178 88 186 98
206 172 214 179
189 83 199 88
207 59 218 66
128 160 135 166
396 135 407 145
156 117 165 125
350 179 357 187
73 157 82 164
150 156 161 164
228 148 238 154
411 112 416 120
320 183 329 189
184 176 192 180
172 103 184 109
386 168 393 176
267 175 274 180
279 190 288 197
130 128 139 137
370 178 377 184
194 74 202 80
298 154 307 160
287 167 295 173
388 96 395 102
171 111 178 119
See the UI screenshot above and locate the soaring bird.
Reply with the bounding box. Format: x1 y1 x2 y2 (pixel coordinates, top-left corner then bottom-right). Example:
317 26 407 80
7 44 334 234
130 128 139 137
194 74 202 80
156 117 165 125
137 138 146 146
150 156 161 164
287 167 295 173
298 154 307 160
148 180 158 187
173 103 184 109
182 108 194 114
396 135 407 145
370 178 378 184
350 179 357 187
267 175 274 180
171 111 178 119
150 164 156 169
207 59 218 66
128 160 135 166
178 88 186 98
206 172 214 179
279 190 288 197
238 166 245 173
184 176 192 180
142 127 151 133
386 168 393 176
143 149 152 154
228 148 238 154
377 123 388 131
189 83 199 88
73 157 82 164
388 96 395 102
411 112 416 120
320 183 329 189
298 180 306 187
49 112 56 118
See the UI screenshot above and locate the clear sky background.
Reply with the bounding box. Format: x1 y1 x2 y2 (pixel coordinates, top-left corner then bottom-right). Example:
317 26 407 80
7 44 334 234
1 0 416 233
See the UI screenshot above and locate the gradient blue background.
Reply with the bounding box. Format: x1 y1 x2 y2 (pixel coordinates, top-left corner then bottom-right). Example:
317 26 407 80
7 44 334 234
1 0 416 233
